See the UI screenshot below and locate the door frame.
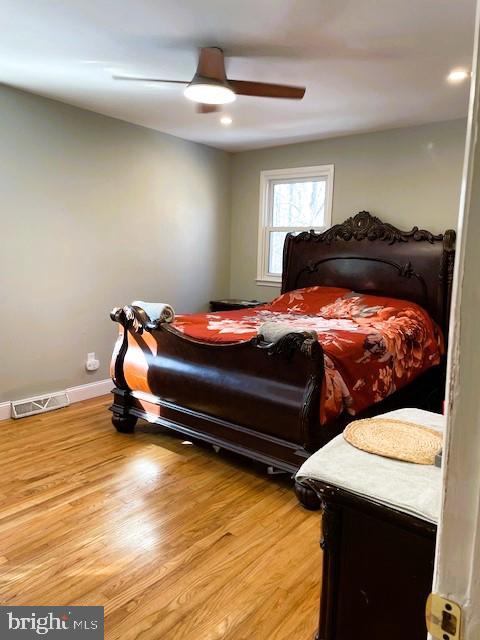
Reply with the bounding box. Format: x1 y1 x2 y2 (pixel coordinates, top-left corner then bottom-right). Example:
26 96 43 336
432 1 480 637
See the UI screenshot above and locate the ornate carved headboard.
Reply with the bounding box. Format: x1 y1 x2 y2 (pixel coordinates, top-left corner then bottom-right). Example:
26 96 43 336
281 211 456 335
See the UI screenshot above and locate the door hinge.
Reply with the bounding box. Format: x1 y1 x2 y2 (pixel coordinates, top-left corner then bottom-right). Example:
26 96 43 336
426 593 462 639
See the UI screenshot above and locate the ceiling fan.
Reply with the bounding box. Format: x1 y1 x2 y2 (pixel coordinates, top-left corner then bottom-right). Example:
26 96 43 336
113 46 306 113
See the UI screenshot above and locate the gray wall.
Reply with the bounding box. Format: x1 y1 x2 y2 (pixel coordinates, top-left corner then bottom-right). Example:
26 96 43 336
0 85 231 402
230 120 466 300
0 85 467 404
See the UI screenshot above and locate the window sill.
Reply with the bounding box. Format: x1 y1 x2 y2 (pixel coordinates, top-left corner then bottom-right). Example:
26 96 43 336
256 279 282 287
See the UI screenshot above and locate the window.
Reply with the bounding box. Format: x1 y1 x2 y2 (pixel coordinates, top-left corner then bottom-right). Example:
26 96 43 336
257 165 334 285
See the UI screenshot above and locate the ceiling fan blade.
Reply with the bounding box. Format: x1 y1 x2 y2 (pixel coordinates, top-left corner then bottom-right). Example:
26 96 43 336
228 79 305 99
112 75 188 84
196 103 221 114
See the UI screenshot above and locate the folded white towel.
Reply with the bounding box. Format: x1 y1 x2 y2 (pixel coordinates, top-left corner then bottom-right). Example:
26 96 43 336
259 321 317 344
296 409 445 523
131 300 175 323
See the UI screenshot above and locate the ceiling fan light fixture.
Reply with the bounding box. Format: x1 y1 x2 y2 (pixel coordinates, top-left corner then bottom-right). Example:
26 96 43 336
113 47 306 111
184 78 236 105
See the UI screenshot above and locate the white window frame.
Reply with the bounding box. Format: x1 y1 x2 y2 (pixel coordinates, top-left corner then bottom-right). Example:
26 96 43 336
256 164 334 286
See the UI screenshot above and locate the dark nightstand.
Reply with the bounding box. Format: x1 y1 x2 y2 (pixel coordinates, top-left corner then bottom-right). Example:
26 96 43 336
310 480 436 640
209 298 266 312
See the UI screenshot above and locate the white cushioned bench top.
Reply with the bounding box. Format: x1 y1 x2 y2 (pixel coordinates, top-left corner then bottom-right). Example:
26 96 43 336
296 408 445 524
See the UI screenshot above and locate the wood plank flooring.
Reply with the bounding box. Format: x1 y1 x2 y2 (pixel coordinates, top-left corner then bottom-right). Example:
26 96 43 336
0 395 321 639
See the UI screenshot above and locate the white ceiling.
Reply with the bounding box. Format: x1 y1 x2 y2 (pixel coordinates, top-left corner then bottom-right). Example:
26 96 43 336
0 0 475 151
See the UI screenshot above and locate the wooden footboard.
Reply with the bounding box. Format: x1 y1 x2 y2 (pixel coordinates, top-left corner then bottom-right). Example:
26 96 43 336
109 305 326 472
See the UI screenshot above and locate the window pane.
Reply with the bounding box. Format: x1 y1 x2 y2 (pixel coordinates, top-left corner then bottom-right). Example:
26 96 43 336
272 179 326 227
268 231 288 275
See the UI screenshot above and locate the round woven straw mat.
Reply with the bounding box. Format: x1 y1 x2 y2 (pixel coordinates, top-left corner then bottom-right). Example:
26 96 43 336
343 418 442 465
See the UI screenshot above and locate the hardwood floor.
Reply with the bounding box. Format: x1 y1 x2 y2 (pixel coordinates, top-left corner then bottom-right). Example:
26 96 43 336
0 395 321 639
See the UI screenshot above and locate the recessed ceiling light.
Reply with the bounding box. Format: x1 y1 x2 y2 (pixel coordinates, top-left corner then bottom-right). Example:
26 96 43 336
220 115 233 126
447 68 470 83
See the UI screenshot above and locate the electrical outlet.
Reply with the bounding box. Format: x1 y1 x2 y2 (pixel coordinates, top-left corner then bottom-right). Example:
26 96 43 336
85 352 100 372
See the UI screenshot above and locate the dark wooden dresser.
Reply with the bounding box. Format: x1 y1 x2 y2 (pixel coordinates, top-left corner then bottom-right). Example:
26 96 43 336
311 481 436 640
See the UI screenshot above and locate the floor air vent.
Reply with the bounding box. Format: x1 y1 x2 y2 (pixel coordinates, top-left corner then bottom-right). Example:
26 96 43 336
11 391 70 419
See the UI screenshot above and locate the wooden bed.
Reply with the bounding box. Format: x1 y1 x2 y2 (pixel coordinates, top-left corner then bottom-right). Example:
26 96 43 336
109 212 455 505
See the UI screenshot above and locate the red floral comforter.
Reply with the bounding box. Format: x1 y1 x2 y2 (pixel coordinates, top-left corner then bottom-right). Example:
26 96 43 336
173 287 443 425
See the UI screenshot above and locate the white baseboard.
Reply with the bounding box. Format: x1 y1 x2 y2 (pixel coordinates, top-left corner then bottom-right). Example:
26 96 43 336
0 379 113 421
66 379 113 403
0 402 10 421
